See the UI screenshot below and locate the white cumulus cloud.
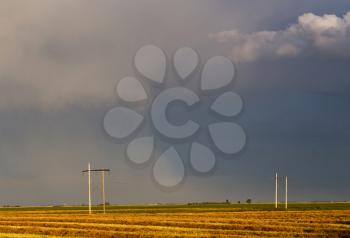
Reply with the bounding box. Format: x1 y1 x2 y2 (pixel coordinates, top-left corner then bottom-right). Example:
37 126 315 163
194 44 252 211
210 12 350 62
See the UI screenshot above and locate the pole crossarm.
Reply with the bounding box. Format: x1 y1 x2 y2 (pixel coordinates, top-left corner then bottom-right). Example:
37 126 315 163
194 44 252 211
82 169 110 173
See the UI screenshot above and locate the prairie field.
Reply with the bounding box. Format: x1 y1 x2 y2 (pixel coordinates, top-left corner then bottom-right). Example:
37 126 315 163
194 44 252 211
0 203 349 237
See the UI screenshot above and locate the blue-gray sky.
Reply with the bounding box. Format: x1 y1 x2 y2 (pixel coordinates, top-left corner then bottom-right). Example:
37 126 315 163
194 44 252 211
0 0 350 205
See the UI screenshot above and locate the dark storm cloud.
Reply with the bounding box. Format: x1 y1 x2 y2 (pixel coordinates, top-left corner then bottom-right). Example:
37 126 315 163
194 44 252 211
0 0 350 205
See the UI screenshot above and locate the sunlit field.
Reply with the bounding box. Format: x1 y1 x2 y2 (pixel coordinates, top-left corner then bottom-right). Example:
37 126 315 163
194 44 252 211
0 203 349 237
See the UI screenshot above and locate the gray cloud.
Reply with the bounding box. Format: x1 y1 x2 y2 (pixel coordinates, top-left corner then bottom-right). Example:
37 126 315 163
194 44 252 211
0 0 226 110
210 12 350 62
1 1 350 205
0 1 116 110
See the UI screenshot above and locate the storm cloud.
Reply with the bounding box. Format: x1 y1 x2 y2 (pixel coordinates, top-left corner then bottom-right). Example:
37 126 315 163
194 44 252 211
0 1 350 205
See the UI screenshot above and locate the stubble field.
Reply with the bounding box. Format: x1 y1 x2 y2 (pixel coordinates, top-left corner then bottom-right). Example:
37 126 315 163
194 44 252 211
0 203 349 237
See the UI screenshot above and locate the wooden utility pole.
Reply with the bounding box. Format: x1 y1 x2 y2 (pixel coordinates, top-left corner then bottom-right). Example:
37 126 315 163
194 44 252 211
88 163 92 214
285 176 288 210
82 164 110 214
275 173 278 209
102 170 106 214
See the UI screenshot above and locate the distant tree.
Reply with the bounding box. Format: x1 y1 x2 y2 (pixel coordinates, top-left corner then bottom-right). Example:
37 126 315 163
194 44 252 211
237 200 241 204
246 199 252 204
225 199 230 204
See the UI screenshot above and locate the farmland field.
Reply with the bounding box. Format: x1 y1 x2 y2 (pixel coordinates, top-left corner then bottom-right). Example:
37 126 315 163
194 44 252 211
0 203 349 237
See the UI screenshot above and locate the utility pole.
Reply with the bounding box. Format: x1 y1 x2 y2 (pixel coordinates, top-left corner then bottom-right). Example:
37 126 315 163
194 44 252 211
102 170 106 214
275 172 278 209
88 163 92 214
285 176 288 210
82 164 110 214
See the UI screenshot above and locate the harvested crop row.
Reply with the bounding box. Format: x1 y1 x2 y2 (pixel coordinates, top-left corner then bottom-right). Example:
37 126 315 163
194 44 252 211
0 208 349 237
0 224 328 238
0 217 348 234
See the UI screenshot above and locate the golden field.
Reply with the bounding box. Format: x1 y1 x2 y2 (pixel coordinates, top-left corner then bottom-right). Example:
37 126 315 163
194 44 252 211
0 203 349 237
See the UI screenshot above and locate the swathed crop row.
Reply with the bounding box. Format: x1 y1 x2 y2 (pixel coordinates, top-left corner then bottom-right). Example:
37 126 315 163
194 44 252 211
0 209 348 237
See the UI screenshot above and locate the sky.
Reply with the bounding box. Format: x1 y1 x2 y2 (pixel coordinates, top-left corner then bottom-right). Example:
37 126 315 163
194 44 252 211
0 0 350 205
